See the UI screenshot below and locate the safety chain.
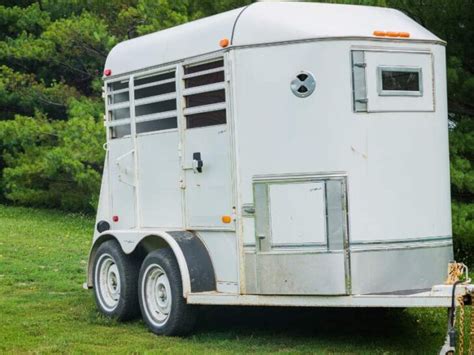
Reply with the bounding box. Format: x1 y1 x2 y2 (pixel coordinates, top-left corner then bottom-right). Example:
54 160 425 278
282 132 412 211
455 294 465 354
445 262 473 355
469 304 474 355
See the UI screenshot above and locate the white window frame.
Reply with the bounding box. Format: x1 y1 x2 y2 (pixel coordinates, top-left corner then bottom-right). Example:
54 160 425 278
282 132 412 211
377 66 423 97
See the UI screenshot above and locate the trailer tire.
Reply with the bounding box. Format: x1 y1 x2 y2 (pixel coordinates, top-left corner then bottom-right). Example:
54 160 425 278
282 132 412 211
138 248 196 336
92 239 140 320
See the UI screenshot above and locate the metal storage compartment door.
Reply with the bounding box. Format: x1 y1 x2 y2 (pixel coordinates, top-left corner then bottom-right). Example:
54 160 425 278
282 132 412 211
254 175 349 295
269 182 326 247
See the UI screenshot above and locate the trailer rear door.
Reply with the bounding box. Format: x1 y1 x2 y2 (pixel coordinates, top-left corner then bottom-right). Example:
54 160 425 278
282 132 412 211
181 58 234 229
105 77 136 230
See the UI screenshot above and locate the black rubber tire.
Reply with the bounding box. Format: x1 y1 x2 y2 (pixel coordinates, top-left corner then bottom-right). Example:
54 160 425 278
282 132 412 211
138 248 197 336
92 239 140 321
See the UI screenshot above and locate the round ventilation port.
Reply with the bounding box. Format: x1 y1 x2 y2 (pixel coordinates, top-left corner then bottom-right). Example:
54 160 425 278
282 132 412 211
291 71 316 98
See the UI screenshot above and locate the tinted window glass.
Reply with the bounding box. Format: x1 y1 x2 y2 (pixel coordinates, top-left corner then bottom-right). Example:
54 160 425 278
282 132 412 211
134 71 175 87
382 70 420 91
185 90 225 107
185 72 225 88
184 60 224 75
186 110 226 128
111 124 131 139
109 91 129 104
108 80 129 91
110 107 130 120
136 100 176 117
135 82 175 99
136 118 177 133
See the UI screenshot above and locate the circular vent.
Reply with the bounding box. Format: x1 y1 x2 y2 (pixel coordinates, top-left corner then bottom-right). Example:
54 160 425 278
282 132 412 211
290 71 316 98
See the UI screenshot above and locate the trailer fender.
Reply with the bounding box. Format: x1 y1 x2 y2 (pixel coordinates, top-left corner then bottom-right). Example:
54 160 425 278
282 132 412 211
86 230 215 298
166 231 216 293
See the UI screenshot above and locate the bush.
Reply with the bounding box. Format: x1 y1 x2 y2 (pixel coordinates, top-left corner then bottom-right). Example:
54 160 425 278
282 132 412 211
452 202 474 265
0 98 104 212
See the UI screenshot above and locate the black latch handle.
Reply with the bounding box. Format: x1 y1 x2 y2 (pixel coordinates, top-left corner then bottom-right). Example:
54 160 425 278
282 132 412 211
192 152 203 173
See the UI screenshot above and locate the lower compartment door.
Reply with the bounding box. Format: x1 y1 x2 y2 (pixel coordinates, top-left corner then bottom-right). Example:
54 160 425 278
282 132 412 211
254 175 349 295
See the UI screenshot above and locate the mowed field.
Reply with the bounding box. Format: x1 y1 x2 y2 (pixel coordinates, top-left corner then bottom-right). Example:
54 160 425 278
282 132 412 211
0 205 458 353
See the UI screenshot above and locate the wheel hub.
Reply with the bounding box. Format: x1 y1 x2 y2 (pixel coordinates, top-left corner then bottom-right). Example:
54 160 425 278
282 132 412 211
143 264 172 326
96 254 121 311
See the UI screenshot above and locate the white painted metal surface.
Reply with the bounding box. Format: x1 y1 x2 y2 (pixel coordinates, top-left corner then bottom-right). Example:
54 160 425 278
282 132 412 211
365 50 434 112
104 2 441 76
269 182 326 246
197 231 239 293
183 125 234 229
187 284 474 308
107 139 136 229
137 131 182 228
186 290 454 308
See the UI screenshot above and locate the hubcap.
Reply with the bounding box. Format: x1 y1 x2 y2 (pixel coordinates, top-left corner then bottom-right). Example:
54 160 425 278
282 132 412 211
95 254 120 311
142 264 172 326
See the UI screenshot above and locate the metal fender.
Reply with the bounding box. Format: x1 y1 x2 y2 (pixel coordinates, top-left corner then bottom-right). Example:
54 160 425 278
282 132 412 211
87 230 215 297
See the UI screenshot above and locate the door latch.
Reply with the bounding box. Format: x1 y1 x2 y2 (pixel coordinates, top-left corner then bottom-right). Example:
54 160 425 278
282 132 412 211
192 152 203 173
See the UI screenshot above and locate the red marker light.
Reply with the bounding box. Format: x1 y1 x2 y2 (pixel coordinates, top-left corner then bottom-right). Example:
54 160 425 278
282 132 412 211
112 215 119 222
104 69 112 76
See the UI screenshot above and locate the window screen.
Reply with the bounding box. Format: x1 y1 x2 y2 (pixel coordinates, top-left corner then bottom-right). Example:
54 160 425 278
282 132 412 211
183 59 226 128
378 67 422 96
107 79 131 139
133 70 177 134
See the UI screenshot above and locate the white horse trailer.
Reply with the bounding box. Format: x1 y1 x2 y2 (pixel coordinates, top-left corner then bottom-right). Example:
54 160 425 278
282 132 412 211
86 1 473 340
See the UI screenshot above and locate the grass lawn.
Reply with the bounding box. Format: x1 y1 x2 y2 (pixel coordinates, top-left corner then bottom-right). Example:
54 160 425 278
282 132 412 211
0 204 459 353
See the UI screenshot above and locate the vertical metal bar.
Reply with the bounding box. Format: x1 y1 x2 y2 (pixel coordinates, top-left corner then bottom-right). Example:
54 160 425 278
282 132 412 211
342 177 352 294
351 50 368 112
129 75 141 228
224 50 245 294
103 81 112 221
176 64 187 228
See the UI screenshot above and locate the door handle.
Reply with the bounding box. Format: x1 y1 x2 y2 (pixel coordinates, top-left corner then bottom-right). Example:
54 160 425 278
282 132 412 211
192 152 203 173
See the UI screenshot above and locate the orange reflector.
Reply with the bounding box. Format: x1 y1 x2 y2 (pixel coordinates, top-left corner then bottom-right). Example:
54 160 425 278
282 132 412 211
219 38 230 48
373 30 411 38
221 215 232 224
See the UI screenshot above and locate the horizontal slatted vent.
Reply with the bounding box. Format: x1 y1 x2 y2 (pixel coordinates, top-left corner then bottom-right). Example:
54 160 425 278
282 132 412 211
183 59 226 128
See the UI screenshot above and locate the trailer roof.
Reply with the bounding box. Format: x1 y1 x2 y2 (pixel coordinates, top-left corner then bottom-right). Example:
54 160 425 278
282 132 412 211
105 2 441 76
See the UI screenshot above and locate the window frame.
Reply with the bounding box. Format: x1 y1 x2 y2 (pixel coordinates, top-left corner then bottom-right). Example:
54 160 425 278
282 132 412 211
105 76 132 140
377 66 423 97
133 68 178 135
182 57 227 129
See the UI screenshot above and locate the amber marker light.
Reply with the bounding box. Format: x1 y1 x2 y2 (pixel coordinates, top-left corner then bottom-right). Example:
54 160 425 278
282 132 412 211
373 30 411 38
219 38 230 48
221 215 232 224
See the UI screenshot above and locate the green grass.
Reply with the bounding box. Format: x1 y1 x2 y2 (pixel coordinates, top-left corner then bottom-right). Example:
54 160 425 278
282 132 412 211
0 204 460 353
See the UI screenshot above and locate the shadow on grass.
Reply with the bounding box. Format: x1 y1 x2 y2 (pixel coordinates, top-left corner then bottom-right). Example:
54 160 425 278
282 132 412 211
193 306 446 350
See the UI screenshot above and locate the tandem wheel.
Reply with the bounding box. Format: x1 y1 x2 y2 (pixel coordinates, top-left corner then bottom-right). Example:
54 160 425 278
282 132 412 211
92 239 140 320
138 248 197 336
